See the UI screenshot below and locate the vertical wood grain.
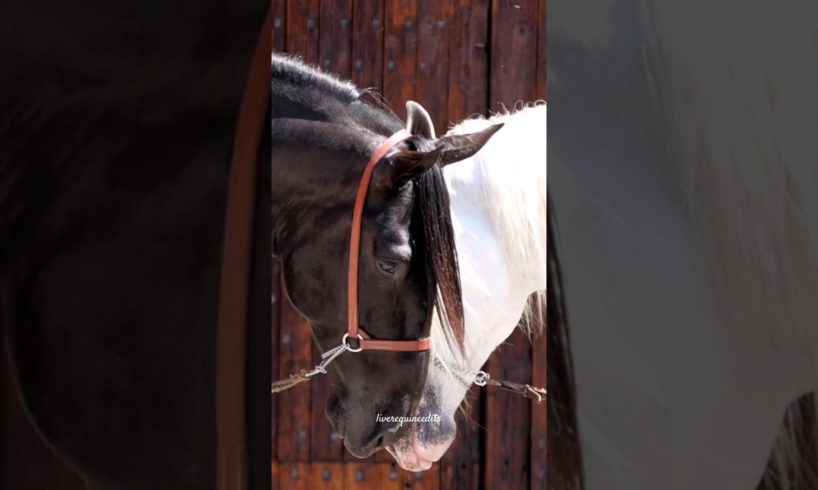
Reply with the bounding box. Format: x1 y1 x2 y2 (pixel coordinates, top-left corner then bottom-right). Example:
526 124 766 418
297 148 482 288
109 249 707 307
319 0 353 77
310 340 345 461
537 0 547 100
351 0 386 92
272 0 287 53
276 283 313 461
286 0 320 63
439 392 482 490
489 0 539 110
416 0 451 131
383 0 418 120
447 0 490 122
530 302 547 490
484 330 532 489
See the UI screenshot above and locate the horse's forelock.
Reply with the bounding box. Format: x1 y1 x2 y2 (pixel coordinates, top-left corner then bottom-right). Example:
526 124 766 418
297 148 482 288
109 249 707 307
415 165 465 354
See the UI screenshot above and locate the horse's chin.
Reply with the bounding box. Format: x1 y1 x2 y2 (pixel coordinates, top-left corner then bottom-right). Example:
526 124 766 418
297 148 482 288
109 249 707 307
386 426 455 472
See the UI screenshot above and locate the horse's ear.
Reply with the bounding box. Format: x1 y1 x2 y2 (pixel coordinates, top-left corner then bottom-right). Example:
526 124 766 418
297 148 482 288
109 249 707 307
435 123 504 167
374 146 444 191
406 100 436 139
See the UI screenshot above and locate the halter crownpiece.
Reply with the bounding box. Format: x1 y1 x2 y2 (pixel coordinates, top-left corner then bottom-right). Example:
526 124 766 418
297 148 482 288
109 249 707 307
346 128 431 352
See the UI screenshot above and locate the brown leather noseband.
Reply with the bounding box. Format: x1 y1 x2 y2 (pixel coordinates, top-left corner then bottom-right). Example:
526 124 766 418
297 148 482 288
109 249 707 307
345 128 432 353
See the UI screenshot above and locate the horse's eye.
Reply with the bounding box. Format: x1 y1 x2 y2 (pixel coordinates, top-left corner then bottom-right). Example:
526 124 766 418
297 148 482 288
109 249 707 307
377 259 399 276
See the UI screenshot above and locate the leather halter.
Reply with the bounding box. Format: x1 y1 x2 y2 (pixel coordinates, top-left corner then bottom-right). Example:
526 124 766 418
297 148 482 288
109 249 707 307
345 129 432 352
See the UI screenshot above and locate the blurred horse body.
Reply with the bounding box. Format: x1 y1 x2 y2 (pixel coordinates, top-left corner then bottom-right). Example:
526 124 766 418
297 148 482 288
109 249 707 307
550 0 818 487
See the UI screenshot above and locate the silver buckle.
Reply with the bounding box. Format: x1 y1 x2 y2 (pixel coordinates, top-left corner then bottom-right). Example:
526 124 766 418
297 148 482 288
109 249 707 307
342 333 364 353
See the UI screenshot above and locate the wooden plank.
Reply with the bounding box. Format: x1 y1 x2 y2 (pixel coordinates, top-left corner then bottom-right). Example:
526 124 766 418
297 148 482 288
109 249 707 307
536 0 547 100
383 0 418 120
401 463 441 489
308 462 346 489
344 462 402 489
447 0 491 122
271 462 279 487
286 0 320 63
311 342 345 461
484 329 532 489
416 0 451 131
439 391 482 490
271 0 287 53
351 0 386 92
489 0 539 110
319 0 353 78
278 462 311 490
276 281 313 461
530 303 547 490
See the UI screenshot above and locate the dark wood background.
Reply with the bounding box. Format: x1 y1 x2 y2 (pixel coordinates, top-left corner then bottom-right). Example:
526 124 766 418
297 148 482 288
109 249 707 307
270 0 546 489
0 1 546 489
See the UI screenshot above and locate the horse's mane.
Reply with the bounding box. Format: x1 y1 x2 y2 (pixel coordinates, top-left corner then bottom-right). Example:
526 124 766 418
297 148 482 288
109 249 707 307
270 52 465 349
448 103 547 334
270 53 403 139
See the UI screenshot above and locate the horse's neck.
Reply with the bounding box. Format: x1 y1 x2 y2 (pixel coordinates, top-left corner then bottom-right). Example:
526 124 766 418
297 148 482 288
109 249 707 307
439 106 547 361
445 106 547 292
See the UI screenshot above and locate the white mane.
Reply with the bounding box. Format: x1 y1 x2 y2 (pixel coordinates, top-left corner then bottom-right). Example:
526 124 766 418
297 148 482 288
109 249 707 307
448 103 548 319
432 104 547 363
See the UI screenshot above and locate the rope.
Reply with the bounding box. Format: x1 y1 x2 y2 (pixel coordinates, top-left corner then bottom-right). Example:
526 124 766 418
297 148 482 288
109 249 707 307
270 342 349 393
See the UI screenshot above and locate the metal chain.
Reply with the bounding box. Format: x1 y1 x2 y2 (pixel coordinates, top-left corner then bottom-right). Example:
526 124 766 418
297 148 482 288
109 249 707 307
431 351 547 404
271 341 547 404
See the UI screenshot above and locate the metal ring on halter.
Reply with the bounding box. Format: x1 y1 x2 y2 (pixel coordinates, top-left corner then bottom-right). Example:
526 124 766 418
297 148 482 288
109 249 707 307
474 371 490 387
342 333 364 352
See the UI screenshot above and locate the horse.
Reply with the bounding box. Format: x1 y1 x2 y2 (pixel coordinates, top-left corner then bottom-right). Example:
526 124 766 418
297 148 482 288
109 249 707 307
269 54 502 459
380 101 548 472
549 0 818 488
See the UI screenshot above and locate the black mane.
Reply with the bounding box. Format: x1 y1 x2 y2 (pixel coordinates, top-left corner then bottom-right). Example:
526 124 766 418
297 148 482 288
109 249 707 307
270 53 401 137
271 54 359 103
